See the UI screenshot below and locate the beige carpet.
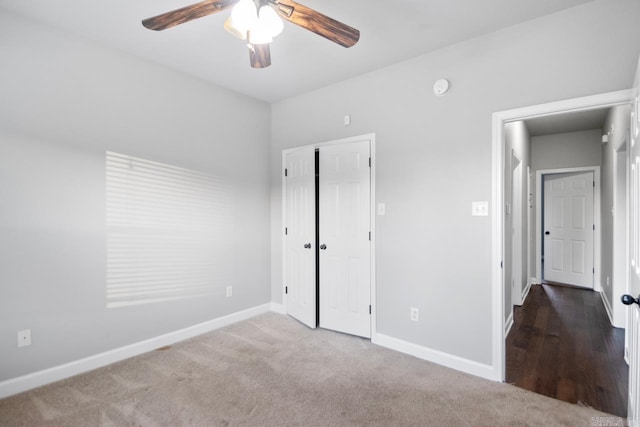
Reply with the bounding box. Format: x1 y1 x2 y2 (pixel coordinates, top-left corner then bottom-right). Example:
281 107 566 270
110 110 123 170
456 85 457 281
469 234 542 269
0 313 619 426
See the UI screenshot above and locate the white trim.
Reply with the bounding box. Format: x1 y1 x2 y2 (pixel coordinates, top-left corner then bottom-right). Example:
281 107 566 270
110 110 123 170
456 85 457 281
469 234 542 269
0 304 271 399
535 166 601 291
492 89 632 382
281 133 377 339
270 302 286 314
527 167 533 301
613 138 630 329
492 111 506 382
600 290 615 326
511 151 524 307
504 312 514 337
520 280 532 306
373 333 496 381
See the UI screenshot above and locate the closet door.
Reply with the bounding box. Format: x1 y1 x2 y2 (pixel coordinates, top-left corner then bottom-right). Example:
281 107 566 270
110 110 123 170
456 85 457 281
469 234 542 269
319 141 371 338
284 147 316 328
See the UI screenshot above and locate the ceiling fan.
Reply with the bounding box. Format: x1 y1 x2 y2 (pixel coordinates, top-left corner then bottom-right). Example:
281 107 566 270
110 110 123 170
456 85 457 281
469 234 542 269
142 0 360 69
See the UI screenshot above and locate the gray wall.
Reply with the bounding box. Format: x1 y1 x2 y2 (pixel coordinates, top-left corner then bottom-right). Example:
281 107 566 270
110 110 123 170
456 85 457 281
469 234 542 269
530 128 603 281
270 0 640 365
504 121 531 323
0 10 271 381
531 129 603 172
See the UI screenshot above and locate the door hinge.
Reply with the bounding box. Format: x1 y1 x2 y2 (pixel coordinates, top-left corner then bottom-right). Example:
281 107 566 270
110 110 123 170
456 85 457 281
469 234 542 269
285 227 288 235
593 181 595 187
285 286 288 294
369 231 371 241
500 261 503 269
284 168 288 177
593 268 595 274
593 224 595 230
369 305 372 314
369 157 371 168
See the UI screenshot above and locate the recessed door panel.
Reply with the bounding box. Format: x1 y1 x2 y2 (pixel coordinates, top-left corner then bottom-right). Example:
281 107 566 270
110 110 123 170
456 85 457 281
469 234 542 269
571 240 586 274
550 239 564 272
543 171 594 288
572 196 586 229
551 197 564 228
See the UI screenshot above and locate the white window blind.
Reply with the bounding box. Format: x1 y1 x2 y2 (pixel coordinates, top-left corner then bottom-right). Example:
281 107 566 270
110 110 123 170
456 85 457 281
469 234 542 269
106 151 231 308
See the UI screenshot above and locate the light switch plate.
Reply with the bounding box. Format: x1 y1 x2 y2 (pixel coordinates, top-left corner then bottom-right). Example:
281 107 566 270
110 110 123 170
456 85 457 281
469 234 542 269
472 201 489 216
377 203 386 216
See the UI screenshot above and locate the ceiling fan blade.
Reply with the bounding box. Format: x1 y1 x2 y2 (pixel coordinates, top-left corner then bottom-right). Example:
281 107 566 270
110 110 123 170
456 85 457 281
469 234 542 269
273 0 359 48
249 44 272 68
142 0 238 31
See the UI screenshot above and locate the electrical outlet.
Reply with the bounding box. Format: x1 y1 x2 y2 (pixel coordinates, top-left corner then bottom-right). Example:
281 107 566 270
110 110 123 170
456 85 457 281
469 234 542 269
17 329 31 347
410 307 419 322
472 201 489 217
226 286 233 297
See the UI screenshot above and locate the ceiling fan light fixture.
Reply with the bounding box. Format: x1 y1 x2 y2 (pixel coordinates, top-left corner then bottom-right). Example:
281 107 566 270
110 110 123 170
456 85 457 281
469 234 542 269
227 0 258 35
143 0 360 69
258 5 284 38
248 29 273 45
224 16 247 40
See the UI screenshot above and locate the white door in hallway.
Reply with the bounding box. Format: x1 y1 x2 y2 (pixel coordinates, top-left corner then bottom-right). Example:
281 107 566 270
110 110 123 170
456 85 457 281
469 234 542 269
626 83 640 427
319 141 371 338
284 147 316 328
543 171 594 288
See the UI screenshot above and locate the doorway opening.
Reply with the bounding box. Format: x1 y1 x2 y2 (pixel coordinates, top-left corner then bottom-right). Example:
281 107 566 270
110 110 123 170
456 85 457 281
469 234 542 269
492 90 633 412
538 167 598 289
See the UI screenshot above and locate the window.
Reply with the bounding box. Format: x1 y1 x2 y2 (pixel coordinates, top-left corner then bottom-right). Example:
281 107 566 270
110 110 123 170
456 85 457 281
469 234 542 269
106 151 231 308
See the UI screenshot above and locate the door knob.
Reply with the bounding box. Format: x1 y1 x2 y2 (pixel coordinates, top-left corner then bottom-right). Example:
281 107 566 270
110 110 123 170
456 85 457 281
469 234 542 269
320 244 327 250
621 294 640 306
304 243 311 249
545 231 550 235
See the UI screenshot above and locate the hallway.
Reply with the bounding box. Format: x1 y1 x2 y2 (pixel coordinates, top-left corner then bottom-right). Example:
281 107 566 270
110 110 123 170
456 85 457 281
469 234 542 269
506 284 628 417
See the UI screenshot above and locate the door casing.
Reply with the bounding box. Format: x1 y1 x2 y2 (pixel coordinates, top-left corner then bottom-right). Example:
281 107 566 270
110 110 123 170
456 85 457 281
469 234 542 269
491 89 632 382
282 133 377 338
511 151 524 306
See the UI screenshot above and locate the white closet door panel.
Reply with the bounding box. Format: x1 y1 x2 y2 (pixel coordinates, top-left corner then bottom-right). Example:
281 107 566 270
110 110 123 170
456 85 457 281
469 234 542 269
319 141 371 338
285 147 316 328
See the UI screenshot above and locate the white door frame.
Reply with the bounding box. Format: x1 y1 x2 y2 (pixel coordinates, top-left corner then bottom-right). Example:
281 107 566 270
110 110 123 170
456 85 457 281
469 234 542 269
527 167 533 290
491 89 632 381
511 151 524 306
536 166 600 289
282 133 377 338
613 137 630 329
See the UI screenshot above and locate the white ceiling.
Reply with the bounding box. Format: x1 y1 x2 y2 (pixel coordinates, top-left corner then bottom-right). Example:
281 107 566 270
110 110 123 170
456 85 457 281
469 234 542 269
0 0 595 103
525 108 609 137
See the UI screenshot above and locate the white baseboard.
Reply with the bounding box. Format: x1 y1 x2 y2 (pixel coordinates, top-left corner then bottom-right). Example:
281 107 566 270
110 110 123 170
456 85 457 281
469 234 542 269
505 312 514 337
0 303 271 400
600 290 615 326
372 333 496 381
520 281 532 305
270 302 286 315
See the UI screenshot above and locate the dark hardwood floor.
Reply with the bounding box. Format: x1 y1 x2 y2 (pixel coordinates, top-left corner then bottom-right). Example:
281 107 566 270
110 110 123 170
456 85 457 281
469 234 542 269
506 283 628 417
